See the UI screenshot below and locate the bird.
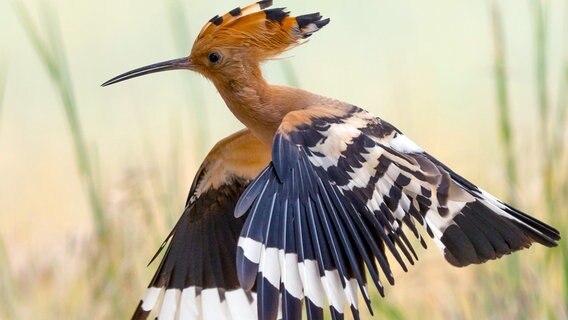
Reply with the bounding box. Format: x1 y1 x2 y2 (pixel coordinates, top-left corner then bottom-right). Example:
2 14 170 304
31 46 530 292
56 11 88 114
102 1 561 319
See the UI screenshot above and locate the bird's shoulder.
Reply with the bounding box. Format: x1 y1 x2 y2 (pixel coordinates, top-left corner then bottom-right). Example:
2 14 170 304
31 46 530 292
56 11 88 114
133 129 270 320
188 128 271 206
281 103 418 152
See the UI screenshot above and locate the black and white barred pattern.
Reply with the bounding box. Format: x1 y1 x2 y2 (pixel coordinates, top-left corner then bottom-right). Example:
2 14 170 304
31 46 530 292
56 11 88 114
132 175 257 320
235 106 560 320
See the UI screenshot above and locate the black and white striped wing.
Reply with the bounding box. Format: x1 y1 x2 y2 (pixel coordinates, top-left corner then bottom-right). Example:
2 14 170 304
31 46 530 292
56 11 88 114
133 130 270 320
133 178 254 320
235 106 560 320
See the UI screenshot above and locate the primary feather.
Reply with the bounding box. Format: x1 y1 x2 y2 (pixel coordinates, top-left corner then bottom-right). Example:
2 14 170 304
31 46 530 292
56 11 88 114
235 106 560 319
131 130 270 319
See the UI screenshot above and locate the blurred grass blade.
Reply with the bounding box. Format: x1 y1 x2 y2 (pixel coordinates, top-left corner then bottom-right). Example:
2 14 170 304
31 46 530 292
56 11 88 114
0 235 16 319
140 128 178 234
0 62 6 130
558 63 568 195
557 0 568 308
167 0 209 157
490 1 518 202
530 0 556 211
166 114 183 225
14 2 106 238
372 298 405 320
552 1 568 196
531 0 550 127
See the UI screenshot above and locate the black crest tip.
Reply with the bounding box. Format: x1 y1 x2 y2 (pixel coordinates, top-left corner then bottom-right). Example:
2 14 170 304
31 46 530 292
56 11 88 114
315 18 330 29
209 15 223 26
296 13 322 29
265 8 290 23
257 0 273 10
229 7 242 17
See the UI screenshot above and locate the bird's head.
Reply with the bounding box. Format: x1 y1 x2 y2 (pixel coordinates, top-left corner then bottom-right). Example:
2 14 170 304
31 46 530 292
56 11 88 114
102 1 329 86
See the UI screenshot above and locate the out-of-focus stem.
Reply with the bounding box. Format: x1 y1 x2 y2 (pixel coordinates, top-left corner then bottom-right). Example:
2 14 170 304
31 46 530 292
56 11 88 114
0 63 6 130
530 0 554 211
15 2 106 238
0 235 16 319
167 0 209 158
490 2 518 203
552 0 568 202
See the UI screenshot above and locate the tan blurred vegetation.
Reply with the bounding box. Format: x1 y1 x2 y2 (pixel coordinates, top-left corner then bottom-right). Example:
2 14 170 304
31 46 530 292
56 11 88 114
0 0 566 319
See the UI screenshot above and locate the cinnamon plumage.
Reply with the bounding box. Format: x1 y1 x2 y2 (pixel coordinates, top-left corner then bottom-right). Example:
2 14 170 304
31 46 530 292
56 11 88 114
103 2 561 319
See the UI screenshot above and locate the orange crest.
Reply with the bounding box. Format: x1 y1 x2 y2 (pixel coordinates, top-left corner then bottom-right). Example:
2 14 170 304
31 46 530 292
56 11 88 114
193 1 330 60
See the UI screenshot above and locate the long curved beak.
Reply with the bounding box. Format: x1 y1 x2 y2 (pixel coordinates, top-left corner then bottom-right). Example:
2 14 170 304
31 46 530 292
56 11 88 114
101 57 194 86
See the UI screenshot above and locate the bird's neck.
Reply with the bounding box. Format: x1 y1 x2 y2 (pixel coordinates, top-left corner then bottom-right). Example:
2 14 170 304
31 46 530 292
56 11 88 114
212 64 325 146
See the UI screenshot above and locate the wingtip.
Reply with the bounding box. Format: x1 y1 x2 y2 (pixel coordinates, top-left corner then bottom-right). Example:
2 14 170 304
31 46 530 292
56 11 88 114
256 273 280 320
131 300 150 320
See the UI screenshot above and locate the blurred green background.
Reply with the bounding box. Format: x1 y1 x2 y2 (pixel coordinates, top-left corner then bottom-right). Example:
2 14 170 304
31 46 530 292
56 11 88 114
0 0 566 319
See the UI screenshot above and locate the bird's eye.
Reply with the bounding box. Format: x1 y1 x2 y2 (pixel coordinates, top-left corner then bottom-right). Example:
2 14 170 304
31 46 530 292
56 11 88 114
208 52 221 64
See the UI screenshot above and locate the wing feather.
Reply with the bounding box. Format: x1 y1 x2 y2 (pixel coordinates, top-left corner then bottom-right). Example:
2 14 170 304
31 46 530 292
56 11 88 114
235 105 560 319
132 129 270 320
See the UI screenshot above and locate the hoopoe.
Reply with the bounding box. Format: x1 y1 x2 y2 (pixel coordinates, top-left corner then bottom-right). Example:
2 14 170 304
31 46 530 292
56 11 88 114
103 1 561 319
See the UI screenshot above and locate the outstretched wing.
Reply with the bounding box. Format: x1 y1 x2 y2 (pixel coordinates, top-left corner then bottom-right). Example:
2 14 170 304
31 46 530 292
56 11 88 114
235 105 560 320
133 129 271 320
